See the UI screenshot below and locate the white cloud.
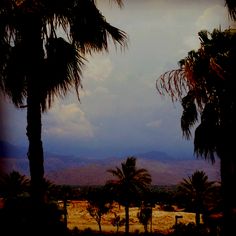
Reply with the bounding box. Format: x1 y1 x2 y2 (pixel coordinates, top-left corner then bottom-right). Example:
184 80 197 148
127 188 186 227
83 55 113 81
183 35 201 51
94 86 110 94
146 120 162 129
79 89 91 98
7 0 230 157
196 5 231 31
43 102 94 139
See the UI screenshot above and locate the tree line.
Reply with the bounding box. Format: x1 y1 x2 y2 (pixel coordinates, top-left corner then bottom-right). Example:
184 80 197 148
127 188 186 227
0 157 222 235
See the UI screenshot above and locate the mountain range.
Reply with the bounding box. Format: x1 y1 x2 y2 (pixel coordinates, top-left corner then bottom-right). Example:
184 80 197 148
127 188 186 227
0 140 220 185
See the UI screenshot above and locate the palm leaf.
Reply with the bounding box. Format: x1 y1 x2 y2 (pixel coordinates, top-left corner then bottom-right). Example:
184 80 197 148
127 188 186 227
225 0 236 20
69 0 127 54
42 37 84 111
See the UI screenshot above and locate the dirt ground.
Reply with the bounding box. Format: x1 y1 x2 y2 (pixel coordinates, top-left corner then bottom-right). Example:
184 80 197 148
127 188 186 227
63 200 197 234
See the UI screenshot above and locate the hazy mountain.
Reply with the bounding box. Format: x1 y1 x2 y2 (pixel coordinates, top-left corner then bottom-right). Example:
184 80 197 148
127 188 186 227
0 140 27 158
0 141 220 185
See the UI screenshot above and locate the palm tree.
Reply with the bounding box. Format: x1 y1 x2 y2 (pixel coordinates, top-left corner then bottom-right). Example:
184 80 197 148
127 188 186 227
0 0 127 205
178 170 215 227
156 28 236 236
106 157 152 235
0 170 30 199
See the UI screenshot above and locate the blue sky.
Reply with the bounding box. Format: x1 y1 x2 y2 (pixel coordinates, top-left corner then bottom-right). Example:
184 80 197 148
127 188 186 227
1 0 234 158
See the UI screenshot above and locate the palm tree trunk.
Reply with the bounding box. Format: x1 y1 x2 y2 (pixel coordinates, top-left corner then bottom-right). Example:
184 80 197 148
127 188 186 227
144 224 148 234
195 211 201 227
63 198 68 227
98 220 102 233
24 15 45 206
125 204 129 235
220 151 236 236
27 85 45 205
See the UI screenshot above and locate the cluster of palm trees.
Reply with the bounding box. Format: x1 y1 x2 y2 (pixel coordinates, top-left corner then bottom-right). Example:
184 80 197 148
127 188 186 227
82 157 152 234
0 159 220 235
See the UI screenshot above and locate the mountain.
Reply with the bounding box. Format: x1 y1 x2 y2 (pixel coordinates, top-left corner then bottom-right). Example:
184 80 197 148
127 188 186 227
0 141 220 185
0 140 27 158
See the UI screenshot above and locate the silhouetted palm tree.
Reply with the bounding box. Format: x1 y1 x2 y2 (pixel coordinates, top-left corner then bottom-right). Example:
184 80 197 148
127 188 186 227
178 170 215 227
157 28 236 236
0 0 127 205
0 170 30 199
106 157 152 235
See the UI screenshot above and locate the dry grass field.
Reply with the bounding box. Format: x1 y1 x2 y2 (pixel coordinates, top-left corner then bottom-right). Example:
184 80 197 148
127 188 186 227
64 200 197 234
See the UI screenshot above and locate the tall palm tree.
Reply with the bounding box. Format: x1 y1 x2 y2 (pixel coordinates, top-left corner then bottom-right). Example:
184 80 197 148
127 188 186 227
106 157 152 235
0 0 127 205
157 28 236 236
178 170 215 227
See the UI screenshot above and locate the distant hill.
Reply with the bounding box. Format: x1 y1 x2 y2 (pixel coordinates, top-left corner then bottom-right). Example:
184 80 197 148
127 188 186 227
0 140 27 158
0 140 220 185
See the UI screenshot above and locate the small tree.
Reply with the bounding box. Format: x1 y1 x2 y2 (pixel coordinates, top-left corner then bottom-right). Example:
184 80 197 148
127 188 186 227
86 187 112 232
111 213 126 234
137 204 152 233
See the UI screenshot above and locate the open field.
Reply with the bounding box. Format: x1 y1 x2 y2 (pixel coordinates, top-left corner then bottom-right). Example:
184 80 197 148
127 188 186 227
64 200 197 234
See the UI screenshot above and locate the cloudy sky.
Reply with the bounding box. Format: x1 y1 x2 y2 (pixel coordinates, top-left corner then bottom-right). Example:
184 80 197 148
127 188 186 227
1 0 234 158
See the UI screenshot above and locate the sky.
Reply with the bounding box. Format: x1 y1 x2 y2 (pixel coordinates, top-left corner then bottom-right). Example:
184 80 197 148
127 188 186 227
1 0 234 159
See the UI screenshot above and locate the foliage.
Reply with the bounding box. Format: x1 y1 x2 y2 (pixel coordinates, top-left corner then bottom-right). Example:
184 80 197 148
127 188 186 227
225 0 236 20
178 170 216 226
86 187 113 232
111 213 126 233
157 28 236 161
171 222 209 236
0 0 128 206
137 204 152 233
0 198 66 236
0 0 128 110
0 170 30 199
157 28 236 236
106 157 152 206
106 157 152 234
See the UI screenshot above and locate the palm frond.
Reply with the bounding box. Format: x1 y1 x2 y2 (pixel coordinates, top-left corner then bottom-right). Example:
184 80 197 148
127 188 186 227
107 167 124 180
109 0 124 8
103 21 128 50
181 91 198 139
42 37 84 111
225 0 236 21
194 123 217 163
156 68 188 102
69 0 127 54
106 157 152 204
1 43 27 107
